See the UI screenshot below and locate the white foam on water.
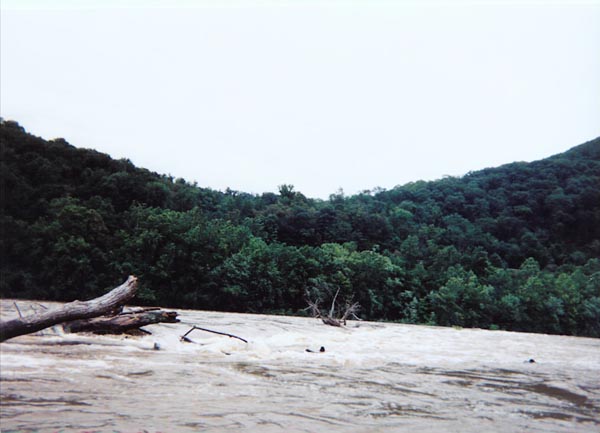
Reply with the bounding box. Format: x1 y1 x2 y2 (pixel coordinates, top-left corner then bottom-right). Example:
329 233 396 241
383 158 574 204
1 300 599 432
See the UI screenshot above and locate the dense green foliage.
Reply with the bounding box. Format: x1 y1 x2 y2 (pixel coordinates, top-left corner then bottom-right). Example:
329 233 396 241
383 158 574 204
1 119 599 336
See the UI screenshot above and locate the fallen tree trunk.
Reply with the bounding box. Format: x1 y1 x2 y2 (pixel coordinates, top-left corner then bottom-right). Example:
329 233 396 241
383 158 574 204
63 310 179 334
0 276 138 343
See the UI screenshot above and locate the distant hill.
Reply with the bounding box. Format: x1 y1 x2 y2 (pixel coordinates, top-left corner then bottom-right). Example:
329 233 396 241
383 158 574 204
2 119 599 336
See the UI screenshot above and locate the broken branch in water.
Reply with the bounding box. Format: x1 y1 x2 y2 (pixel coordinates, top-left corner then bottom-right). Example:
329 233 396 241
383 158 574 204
180 325 248 344
63 310 179 334
0 276 139 342
13 302 23 319
329 287 340 318
340 301 361 324
305 290 361 327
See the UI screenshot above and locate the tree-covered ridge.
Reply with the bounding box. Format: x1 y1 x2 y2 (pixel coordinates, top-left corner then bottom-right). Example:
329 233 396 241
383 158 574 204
1 119 599 337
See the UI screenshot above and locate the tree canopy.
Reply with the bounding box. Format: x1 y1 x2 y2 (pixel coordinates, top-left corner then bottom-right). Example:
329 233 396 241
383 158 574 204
2 119 599 336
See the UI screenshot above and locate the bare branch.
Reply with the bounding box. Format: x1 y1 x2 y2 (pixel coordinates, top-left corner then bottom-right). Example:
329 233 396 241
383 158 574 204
305 288 361 327
340 302 361 325
0 276 138 342
329 287 340 318
13 302 23 319
63 310 179 334
180 326 248 344
304 291 323 318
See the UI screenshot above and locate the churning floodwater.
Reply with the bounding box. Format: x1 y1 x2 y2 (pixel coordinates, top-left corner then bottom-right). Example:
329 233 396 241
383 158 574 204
1 300 599 433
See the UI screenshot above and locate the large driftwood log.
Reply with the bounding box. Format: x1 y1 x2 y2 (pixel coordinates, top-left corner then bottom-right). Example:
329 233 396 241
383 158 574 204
0 276 138 342
64 309 179 334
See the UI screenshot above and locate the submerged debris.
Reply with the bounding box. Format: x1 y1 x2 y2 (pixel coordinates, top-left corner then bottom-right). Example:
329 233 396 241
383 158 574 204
180 325 248 344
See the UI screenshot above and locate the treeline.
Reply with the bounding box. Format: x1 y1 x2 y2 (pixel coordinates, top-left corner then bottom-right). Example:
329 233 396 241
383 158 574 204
1 119 599 337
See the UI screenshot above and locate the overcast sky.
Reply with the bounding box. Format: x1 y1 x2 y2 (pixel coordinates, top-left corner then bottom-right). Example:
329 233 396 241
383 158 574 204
2 0 599 199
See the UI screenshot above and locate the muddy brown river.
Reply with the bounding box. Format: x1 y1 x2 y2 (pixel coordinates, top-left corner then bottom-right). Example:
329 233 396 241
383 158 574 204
1 300 599 432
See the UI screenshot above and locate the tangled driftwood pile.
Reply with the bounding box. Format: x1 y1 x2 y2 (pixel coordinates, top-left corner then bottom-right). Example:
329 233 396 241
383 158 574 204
0 276 179 342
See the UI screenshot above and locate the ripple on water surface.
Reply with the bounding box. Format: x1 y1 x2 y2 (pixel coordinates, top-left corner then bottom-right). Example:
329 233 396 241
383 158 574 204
1 300 600 432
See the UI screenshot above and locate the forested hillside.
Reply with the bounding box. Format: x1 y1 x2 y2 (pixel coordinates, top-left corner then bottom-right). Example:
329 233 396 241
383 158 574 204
2 119 599 336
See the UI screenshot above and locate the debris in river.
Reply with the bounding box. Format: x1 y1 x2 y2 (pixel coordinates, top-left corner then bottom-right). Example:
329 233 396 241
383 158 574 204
305 288 361 327
0 277 180 342
0 276 139 342
13 302 23 318
63 308 179 334
306 346 326 353
180 325 248 343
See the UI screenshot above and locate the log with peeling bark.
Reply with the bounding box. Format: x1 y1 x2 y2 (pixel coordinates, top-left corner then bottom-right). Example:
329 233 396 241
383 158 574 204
0 276 138 342
63 310 179 334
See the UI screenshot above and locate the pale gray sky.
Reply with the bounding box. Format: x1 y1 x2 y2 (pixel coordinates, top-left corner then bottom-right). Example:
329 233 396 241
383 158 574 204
2 0 599 199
